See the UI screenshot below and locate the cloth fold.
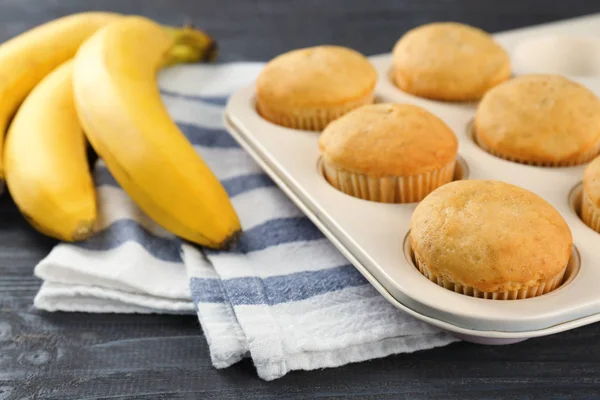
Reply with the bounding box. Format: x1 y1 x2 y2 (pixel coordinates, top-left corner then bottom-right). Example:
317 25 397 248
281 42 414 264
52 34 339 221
34 62 457 380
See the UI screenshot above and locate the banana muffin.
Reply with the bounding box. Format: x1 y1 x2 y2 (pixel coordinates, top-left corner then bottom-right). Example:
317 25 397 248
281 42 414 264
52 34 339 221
410 180 572 299
474 74 600 166
392 22 510 101
319 103 458 203
256 46 377 130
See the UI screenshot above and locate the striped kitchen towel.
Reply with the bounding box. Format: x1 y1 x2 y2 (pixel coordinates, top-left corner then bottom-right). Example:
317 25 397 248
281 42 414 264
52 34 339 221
33 62 457 380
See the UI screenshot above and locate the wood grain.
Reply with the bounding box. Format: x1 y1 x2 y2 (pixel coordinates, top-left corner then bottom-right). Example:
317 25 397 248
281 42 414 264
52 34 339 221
2 1 600 399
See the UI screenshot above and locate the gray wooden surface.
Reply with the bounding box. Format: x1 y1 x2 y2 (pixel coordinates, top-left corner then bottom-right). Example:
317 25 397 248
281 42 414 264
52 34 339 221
2 1 600 399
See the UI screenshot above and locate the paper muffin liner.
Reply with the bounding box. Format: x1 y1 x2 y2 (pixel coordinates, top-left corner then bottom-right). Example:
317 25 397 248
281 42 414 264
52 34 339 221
256 93 374 131
413 251 567 300
581 188 600 233
321 159 456 203
474 130 600 167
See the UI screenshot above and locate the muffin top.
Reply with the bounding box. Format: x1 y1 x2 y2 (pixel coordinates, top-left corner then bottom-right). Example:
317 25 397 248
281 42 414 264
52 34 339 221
410 180 572 293
256 46 377 109
318 103 458 177
475 74 600 164
584 156 600 206
392 22 510 101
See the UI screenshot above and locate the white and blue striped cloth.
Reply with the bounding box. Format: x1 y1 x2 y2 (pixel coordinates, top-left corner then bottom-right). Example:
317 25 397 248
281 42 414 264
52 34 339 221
33 63 457 380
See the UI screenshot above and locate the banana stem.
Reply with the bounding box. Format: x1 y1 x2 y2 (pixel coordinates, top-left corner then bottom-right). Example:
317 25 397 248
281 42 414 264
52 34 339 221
162 25 218 67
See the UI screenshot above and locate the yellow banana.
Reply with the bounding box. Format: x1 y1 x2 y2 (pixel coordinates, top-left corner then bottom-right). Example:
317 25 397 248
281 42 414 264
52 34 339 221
4 61 96 241
0 12 121 192
73 16 240 249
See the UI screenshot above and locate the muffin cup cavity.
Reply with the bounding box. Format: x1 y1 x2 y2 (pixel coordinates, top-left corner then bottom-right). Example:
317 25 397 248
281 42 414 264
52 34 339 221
471 123 600 167
256 93 374 131
569 182 584 216
453 155 469 181
321 159 456 203
513 35 600 77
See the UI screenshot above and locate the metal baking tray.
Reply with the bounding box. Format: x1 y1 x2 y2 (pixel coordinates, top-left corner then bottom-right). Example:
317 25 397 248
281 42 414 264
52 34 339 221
224 13 600 344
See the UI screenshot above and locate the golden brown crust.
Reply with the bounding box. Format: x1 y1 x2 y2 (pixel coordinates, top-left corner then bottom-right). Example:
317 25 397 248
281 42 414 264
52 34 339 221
256 46 377 129
583 156 600 207
392 22 510 101
475 74 600 165
318 103 458 177
410 180 573 293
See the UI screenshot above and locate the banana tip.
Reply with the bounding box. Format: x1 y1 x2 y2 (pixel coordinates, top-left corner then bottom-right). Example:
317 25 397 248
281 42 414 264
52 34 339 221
220 230 242 251
72 221 96 241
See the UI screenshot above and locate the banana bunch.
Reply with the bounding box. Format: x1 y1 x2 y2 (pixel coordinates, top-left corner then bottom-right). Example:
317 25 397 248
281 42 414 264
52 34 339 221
1 14 241 249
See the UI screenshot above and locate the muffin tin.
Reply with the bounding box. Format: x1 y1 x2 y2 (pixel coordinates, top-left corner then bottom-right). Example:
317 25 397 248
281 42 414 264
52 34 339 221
224 13 600 344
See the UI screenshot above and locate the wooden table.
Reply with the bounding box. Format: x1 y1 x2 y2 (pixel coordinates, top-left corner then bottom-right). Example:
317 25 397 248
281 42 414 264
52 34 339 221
2 1 600 398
